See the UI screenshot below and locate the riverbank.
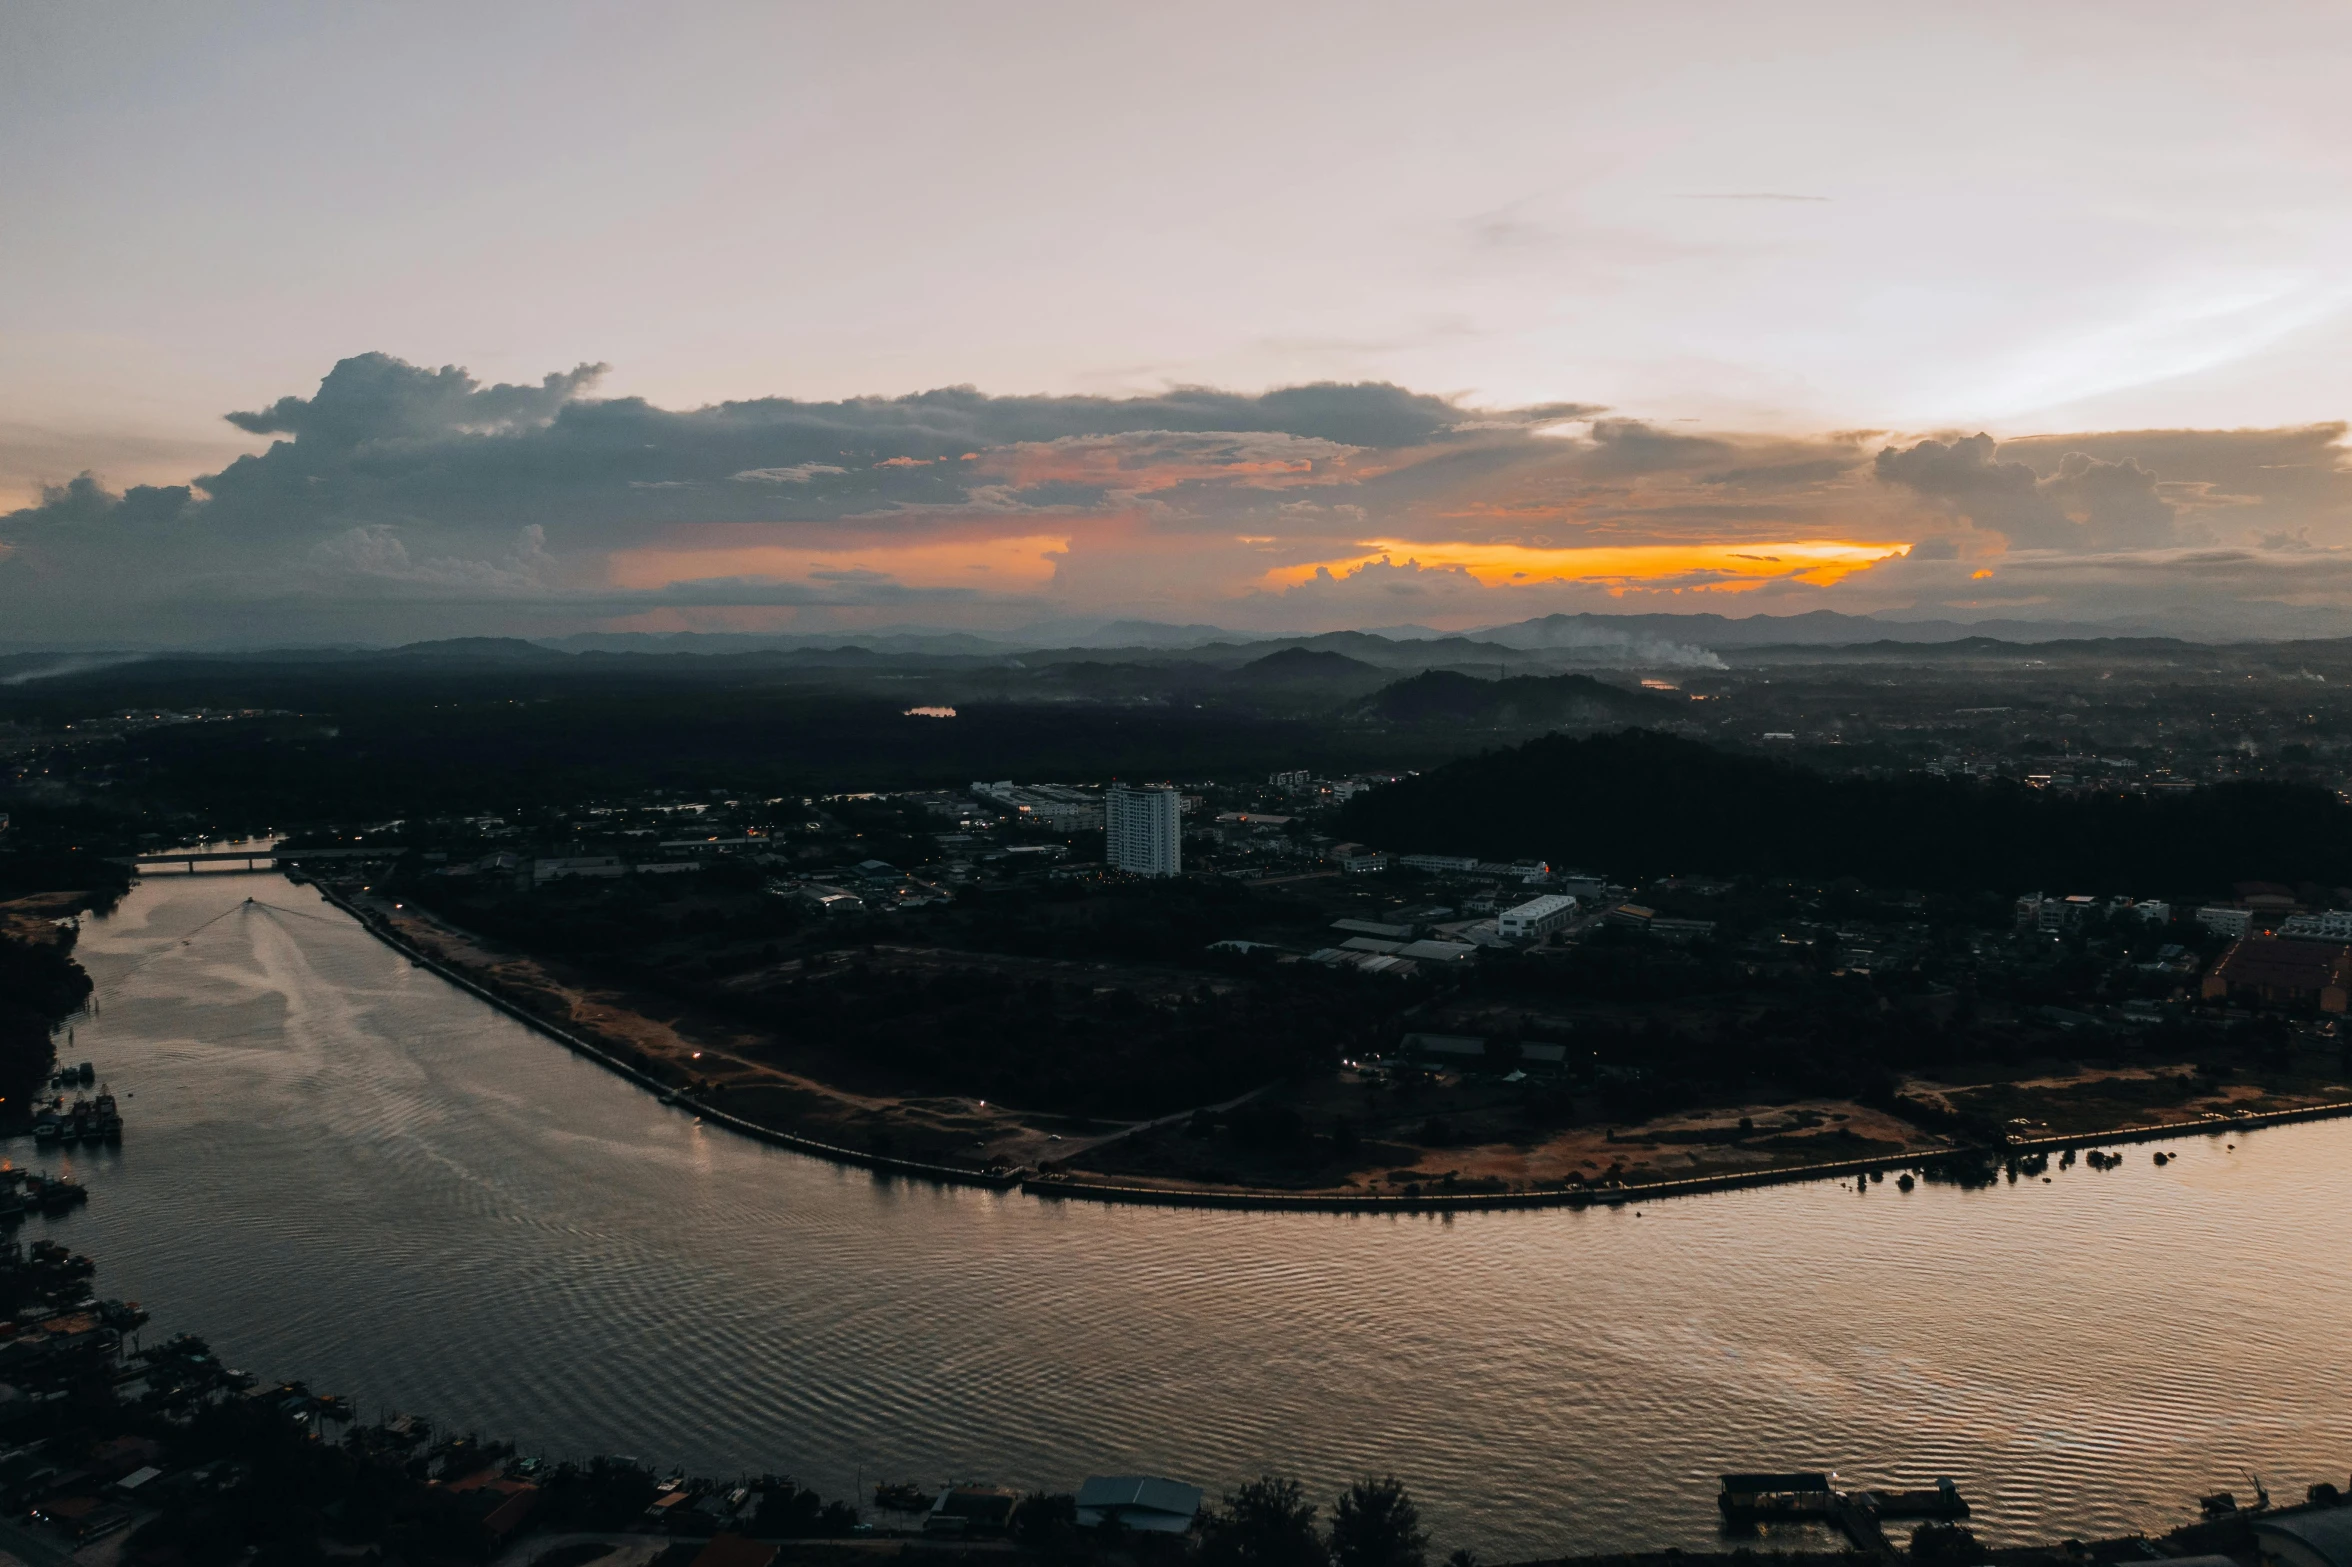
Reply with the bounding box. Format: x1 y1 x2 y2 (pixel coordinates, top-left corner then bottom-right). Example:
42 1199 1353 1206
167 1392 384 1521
0 890 110 1105
55 866 2352 1558
308 877 1024 1192
2 1129 2342 1567
15 1222 2334 1567
307 873 2352 1216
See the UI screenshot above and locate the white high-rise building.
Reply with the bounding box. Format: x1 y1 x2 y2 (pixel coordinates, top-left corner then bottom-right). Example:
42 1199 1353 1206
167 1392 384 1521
1106 783 1181 877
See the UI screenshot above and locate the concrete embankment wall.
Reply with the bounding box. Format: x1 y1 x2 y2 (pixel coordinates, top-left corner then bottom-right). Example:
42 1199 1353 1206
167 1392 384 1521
1025 1092 2352 1213
299 872 2352 1217
305 878 1021 1193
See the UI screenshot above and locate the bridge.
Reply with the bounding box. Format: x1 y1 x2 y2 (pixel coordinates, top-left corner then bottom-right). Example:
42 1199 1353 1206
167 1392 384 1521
110 846 408 874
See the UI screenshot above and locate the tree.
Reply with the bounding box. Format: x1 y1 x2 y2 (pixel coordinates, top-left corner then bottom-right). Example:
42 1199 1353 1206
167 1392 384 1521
1329 1477 1426 1567
1200 1476 1328 1567
0 929 87 1098
1013 1492 1078 1541
1910 1523 1981 1563
1011 1492 1084 1563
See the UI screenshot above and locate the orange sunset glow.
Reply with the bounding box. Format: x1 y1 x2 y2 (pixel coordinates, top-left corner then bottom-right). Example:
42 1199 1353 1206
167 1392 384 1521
608 533 1073 592
1264 538 1914 593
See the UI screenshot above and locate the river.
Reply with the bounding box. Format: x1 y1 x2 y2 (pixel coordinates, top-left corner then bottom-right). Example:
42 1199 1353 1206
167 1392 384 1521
22 869 2351 1559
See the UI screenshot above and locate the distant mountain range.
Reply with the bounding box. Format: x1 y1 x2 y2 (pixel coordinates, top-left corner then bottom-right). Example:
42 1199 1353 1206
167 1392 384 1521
15 601 2352 665
524 604 2352 662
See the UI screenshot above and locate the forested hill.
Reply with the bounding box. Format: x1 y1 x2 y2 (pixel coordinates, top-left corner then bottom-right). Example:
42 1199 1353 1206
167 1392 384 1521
1357 669 1680 727
1334 729 2352 895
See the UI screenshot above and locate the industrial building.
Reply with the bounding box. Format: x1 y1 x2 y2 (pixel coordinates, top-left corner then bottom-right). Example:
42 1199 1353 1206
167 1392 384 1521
1075 1476 1204 1534
1497 893 1579 941
2197 904 2256 938
2258 1511 2352 1567
2200 936 2352 1012
969 780 1104 830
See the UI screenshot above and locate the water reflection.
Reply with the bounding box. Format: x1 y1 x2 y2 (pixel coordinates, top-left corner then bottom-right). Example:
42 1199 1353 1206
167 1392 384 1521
30 872 2352 1559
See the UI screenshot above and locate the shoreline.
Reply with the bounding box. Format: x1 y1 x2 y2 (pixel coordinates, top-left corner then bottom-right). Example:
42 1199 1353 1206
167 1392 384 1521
303 873 2352 1216
6 1217 2331 1567
305 877 1023 1193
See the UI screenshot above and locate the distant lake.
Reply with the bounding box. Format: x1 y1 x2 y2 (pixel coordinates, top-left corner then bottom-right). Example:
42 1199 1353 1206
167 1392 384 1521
32 870 2352 1560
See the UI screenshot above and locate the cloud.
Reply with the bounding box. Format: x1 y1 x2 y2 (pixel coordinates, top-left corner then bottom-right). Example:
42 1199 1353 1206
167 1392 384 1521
225 353 608 446
1997 424 2352 537
308 522 557 591
6 351 2352 643
973 431 1363 498
1701 457 1855 489
732 463 849 484
1874 432 2183 549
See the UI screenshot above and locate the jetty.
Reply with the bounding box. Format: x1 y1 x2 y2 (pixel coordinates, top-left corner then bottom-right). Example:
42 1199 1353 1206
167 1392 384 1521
1719 1472 1968 1553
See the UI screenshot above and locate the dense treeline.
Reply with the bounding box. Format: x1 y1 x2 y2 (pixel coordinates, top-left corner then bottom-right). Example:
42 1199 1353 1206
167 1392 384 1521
6 682 1461 832
730 960 1382 1116
116 1397 856 1567
0 851 131 905
0 653 1687 840
1338 729 2352 894
0 928 86 1097
400 875 1403 1117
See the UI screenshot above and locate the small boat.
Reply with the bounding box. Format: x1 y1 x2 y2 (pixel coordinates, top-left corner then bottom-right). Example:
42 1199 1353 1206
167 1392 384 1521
91 1091 122 1141
76 1063 94 1085
31 1105 62 1144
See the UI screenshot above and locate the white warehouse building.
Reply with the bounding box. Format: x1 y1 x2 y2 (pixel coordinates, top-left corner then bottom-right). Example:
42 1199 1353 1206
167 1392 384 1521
1107 783 1182 877
1497 893 1579 942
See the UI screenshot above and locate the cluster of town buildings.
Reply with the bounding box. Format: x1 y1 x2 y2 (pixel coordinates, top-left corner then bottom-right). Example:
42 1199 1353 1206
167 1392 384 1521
293 763 2352 1021
2020 883 2352 1015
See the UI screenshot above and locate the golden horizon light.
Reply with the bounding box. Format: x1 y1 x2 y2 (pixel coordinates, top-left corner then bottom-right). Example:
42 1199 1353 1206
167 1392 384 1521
608 533 1074 592
1263 538 1914 594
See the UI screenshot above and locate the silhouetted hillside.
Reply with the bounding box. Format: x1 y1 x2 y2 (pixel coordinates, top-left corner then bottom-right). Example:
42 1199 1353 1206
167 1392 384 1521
1236 647 1380 682
388 637 566 661
1335 729 2352 894
1359 670 1680 727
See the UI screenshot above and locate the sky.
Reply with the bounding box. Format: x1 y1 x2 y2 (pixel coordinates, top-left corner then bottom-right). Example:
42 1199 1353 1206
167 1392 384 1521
4 1 2351 645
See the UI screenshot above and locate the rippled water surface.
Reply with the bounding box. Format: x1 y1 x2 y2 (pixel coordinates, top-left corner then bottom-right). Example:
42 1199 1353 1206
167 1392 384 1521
26 872 2352 1558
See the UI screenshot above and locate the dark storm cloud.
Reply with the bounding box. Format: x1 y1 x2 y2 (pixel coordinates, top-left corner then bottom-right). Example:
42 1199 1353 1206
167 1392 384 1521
1578 420 1740 476
1994 424 2352 535
0 353 1526 639
1700 457 1856 489
7 351 2352 644
163 354 1492 550
1875 432 2180 549
224 356 611 446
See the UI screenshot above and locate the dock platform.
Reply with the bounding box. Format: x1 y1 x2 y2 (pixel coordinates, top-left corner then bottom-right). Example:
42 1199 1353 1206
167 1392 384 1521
1719 1473 1967 1554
